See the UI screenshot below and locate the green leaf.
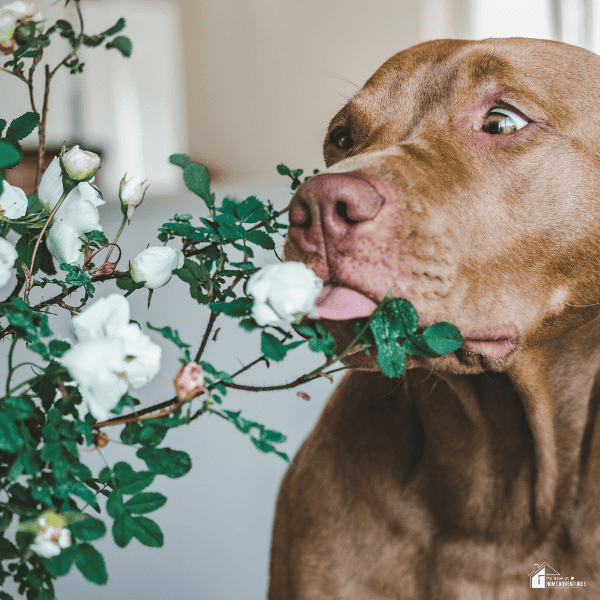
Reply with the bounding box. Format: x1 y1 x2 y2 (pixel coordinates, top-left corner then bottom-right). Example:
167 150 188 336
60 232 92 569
125 492 167 514
0 139 22 169
106 490 125 519
169 153 190 168
105 17 126 36
49 339 71 358
245 229 275 249
369 298 419 377
146 323 191 355
44 544 77 577
183 162 212 207
251 437 275 453
3 397 36 421
69 516 106 542
136 447 192 479
116 471 155 495
374 339 406 378
261 429 287 443
129 516 163 548
5 111 39 142
75 543 108 585
276 164 291 176
209 297 253 317
116 275 145 297
112 513 133 548
0 416 23 452
0 119 6 136
105 35 132 57
0 536 19 559
261 332 286 361
421 322 463 355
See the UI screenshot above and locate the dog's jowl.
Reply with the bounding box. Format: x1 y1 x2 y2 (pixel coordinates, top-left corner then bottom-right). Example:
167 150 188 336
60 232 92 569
269 38 600 599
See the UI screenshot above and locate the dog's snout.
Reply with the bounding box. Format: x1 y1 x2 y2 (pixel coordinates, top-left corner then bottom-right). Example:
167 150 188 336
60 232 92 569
289 173 385 251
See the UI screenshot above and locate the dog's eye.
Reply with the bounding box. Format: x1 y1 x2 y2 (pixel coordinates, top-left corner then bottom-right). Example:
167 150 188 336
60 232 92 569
330 128 354 149
482 108 528 134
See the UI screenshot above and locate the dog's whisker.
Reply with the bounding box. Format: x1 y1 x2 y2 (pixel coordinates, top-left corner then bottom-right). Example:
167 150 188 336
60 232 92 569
321 71 361 90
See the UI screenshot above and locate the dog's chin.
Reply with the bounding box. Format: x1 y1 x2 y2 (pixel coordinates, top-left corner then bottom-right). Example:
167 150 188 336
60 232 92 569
316 319 517 376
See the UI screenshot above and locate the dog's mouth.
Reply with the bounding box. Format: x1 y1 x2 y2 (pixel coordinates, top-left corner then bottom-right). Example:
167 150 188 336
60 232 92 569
313 285 519 360
314 285 378 320
461 327 519 360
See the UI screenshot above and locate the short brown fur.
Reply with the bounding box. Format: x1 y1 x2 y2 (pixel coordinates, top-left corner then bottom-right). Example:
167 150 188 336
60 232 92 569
270 38 600 598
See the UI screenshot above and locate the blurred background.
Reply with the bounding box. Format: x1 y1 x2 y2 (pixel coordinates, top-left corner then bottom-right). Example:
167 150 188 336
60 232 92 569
0 0 596 598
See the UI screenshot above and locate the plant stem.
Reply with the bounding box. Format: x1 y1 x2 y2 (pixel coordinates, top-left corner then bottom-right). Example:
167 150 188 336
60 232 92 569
25 187 71 296
105 214 127 262
5 336 18 395
34 64 50 194
195 311 218 362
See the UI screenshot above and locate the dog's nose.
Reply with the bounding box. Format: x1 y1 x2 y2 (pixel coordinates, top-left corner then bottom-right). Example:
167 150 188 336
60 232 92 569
288 173 385 251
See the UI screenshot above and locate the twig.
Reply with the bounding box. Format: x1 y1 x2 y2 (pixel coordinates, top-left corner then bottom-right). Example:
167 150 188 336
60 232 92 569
93 399 184 429
195 311 217 362
34 64 50 194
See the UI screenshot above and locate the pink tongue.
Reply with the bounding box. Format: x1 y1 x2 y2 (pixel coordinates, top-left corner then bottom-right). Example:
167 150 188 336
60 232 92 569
315 286 378 320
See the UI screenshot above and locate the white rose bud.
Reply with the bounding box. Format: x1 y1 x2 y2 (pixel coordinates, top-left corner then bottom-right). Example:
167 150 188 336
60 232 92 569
60 145 100 182
130 246 184 289
0 237 17 288
247 262 323 327
119 173 148 221
0 181 27 219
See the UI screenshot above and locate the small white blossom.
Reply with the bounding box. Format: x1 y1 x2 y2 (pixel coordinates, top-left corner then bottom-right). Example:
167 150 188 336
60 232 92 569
61 145 100 181
29 516 72 558
247 262 323 327
0 9 16 51
3 0 38 18
0 237 17 288
0 180 27 219
60 294 161 421
39 157 104 265
120 173 148 221
130 246 184 289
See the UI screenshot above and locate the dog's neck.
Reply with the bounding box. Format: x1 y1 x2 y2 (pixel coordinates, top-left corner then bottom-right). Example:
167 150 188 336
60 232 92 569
408 318 600 544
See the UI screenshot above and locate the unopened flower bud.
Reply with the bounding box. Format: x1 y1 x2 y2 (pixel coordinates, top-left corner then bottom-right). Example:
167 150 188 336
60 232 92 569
60 145 100 183
130 245 184 289
93 432 109 448
174 362 205 401
119 173 148 222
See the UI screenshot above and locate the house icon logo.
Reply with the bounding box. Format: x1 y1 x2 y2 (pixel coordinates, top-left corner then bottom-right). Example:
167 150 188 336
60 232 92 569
529 563 560 588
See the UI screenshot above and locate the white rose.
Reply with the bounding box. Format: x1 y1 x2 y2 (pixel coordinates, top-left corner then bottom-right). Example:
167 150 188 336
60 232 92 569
0 9 16 51
0 237 17 288
61 294 161 420
130 246 184 289
247 262 323 327
29 516 72 558
0 181 26 219
39 158 103 265
61 145 100 181
3 0 38 18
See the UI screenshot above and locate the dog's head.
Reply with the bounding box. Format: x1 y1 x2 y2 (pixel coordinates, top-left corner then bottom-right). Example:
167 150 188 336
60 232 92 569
284 38 600 375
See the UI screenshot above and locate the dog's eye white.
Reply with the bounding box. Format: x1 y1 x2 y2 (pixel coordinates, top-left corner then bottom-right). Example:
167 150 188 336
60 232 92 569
482 108 528 134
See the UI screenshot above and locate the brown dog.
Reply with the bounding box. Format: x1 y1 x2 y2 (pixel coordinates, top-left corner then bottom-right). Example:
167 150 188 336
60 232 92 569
269 38 600 599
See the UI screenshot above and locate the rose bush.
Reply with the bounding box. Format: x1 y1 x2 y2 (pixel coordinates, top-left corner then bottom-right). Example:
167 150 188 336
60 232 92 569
0 1 463 596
